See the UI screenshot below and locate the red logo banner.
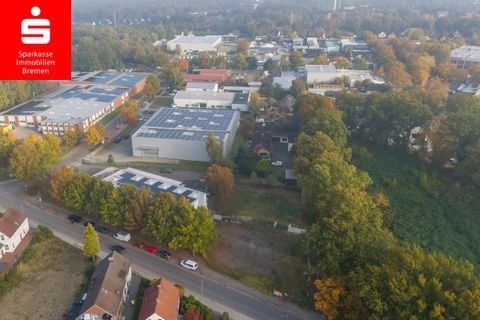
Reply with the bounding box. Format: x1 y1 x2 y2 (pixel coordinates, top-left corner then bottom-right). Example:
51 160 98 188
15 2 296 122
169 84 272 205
0 0 71 80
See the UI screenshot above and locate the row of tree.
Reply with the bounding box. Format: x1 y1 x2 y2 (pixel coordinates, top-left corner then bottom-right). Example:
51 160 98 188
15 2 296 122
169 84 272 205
0 81 46 112
50 167 216 255
293 94 480 319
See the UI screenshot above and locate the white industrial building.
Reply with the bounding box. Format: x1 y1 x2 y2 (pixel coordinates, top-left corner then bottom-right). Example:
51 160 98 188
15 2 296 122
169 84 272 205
174 90 249 111
185 82 219 92
166 35 223 55
305 64 384 87
451 45 480 68
132 107 240 162
94 167 208 208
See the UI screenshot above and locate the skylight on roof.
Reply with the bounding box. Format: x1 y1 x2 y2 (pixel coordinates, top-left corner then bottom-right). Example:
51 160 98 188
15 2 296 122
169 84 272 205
145 179 157 186
182 132 194 136
131 175 143 181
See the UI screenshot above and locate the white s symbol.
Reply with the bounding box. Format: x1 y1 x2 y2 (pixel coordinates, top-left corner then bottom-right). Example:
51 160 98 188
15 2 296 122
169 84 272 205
21 6 50 45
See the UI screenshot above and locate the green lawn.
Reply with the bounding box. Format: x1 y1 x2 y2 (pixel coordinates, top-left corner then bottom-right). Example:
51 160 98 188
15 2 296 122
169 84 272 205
223 183 304 225
352 143 480 268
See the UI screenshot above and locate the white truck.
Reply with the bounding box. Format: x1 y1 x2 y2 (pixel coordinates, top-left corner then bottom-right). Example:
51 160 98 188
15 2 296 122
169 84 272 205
113 231 131 242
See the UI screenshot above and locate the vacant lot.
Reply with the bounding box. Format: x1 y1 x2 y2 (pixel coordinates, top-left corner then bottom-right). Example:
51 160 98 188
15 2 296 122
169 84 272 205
222 183 305 225
352 143 480 268
0 228 91 320
208 223 309 306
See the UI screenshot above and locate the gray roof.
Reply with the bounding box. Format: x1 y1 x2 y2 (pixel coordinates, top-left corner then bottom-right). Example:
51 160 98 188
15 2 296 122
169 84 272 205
186 82 218 90
133 107 237 142
232 93 250 105
451 46 480 63
174 90 235 102
168 35 222 45
305 65 337 73
78 252 131 318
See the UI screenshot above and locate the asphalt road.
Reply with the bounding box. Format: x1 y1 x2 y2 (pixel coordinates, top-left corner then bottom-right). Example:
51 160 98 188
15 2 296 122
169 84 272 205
0 180 321 320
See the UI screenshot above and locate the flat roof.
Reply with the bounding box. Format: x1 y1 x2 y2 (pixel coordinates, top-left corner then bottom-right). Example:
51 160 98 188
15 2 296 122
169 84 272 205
133 107 236 142
3 100 50 116
174 90 235 102
168 35 222 45
186 82 218 90
451 45 480 62
233 92 249 105
94 167 207 206
305 65 337 73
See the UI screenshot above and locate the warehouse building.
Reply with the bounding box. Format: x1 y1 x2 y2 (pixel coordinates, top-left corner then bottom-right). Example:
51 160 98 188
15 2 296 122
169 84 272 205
132 107 240 162
305 64 384 87
451 45 480 68
0 71 147 135
94 167 207 209
185 82 219 92
166 35 223 56
173 90 249 111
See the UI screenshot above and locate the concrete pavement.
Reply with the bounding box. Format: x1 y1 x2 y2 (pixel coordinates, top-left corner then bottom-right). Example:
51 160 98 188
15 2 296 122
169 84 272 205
0 180 322 320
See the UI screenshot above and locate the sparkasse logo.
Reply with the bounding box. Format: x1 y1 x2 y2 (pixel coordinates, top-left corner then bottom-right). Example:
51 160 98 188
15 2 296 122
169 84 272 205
0 1 71 80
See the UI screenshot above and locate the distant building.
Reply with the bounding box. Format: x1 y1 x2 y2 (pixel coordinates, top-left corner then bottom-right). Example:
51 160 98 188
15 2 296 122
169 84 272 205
131 107 240 162
222 86 259 94
0 71 147 135
77 252 132 320
305 64 384 87
320 39 341 54
174 90 249 111
340 39 369 54
138 278 180 320
167 35 223 56
273 72 296 90
185 82 219 92
451 46 480 68
94 167 207 208
183 69 231 83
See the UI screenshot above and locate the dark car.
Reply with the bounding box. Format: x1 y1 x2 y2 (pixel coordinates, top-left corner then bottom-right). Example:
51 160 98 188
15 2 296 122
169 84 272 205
83 220 96 227
157 250 172 260
159 167 173 174
111 245 126 254
95 225 109 234
113 136 122 144
122 135 130 140
68 214 83 223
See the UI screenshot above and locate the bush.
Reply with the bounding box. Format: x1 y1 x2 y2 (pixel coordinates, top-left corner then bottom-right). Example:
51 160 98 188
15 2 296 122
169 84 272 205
221 312 230 320
175 284 185 297
180 295 213 320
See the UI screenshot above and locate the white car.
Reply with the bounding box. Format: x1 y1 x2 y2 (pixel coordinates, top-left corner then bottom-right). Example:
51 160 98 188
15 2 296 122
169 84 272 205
271 160 283 167
180 259 198 271
113 232 131 242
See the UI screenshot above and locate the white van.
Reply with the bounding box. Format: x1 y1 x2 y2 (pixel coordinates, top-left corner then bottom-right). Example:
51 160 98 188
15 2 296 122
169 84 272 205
113 231 131 242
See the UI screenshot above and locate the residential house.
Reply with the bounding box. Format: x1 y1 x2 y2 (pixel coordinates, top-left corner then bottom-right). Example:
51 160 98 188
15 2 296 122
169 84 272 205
138 278 180 320
77 252 132 320
0 208 29 260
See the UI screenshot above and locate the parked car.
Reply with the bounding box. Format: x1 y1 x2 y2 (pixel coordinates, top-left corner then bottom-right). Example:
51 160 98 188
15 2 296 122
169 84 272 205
113 136 122 144
159 167 173 174
157 250 172 260
113 232 131 242
95 225 109 234
83 220 96 227
180 259 198 271
133 241 145 249
144 245 158 254
68 214 83 224
110 245 126 254
271 160 283 167
122 135 130 140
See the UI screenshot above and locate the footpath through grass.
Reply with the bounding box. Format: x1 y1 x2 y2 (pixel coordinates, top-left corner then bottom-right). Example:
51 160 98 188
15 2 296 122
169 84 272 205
352 143 480 268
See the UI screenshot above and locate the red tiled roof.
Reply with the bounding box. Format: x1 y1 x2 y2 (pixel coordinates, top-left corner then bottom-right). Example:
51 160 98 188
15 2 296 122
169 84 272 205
138 278 179 320
0 208 27 238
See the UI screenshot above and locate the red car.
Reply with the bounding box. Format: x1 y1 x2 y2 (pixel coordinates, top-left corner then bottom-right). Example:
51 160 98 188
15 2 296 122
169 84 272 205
144 245 158 254
133 241 145 249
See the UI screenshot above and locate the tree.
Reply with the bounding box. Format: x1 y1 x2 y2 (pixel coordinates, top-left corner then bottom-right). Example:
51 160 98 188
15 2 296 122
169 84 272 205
63 128 78 146
144 74 161 100
206 164 234 209
143 193 177 243
121 107 137 124
247 56 258 70
237 39 250 55
175 59 189 71
289 51 304 70
107 154 115 164
83 223 100 261
0 130 16 166
248 91 263 115
163 64 184 89
352 57 368 70
11 134 61 186
290 79 307 98
205 132 223 164
295 94 334 123
234 145 257 175
169 199 216 255
263 59 276 73
50 166 77 201
86 125 104 146
233 53 247 70
332 56 350 69
255 158 272 177
314 55 329 65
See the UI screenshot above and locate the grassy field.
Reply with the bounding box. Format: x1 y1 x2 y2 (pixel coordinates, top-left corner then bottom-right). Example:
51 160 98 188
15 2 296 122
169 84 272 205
222 183 304 225
0 227 92 319
352 143 480 268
